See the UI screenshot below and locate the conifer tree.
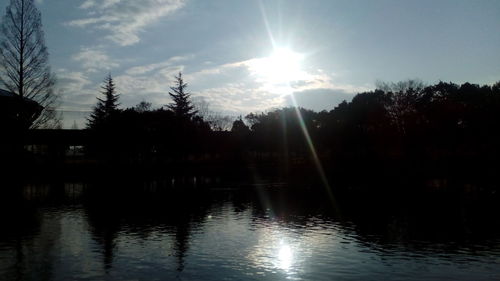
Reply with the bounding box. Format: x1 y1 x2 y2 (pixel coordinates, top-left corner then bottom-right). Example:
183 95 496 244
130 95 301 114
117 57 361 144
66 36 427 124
167 72 197 119
87 74 120 129
231 116 250 134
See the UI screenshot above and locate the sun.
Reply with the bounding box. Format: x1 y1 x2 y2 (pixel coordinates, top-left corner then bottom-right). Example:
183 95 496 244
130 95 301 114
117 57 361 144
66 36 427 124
251 47 306 86
267 48 304 82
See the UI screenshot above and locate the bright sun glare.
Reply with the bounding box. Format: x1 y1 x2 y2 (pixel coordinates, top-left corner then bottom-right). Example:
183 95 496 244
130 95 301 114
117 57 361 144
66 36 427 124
277 242 293 270
252 47 305 86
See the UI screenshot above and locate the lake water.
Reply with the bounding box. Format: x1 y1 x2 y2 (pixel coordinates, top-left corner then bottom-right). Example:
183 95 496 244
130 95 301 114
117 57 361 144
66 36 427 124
0 181 499 280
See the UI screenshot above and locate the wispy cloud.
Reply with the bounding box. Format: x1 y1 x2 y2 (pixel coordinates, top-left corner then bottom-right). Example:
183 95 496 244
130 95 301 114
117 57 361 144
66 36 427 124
56 70 96 110
194 84 285 114
79 0 97 9
125 55 193 75
184 58 363 113
67 0 186 46
61 52 366 117
72 47 119 73
115 63 184 107
108 54 365 114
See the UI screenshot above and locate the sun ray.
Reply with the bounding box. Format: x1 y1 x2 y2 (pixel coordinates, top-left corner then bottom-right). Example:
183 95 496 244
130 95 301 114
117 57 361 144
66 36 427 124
258 0 277 49
289 94 337 205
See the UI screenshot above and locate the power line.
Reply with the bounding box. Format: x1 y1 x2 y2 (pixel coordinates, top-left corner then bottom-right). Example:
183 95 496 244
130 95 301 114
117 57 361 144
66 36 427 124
56 110 92 113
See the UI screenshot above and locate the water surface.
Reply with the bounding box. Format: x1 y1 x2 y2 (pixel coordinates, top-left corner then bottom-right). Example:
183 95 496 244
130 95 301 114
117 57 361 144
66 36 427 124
0 182 499 280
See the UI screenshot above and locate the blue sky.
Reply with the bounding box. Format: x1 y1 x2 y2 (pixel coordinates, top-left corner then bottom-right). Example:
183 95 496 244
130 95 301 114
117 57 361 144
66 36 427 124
2 0 500 128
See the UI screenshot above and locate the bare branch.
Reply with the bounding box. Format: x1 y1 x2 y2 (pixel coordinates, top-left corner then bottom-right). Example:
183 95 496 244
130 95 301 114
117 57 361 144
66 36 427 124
0 0 58 128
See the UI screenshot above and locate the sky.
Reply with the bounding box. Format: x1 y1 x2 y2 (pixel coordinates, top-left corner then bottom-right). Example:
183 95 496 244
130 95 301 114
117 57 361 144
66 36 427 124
1 0 500 128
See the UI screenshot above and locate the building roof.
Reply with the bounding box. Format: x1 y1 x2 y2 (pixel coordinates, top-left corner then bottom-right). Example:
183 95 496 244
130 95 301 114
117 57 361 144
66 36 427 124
0 88 16 98
0 88 43 109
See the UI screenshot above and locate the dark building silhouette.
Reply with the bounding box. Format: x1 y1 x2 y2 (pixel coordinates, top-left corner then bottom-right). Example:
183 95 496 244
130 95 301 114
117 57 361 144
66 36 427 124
0 89 43 131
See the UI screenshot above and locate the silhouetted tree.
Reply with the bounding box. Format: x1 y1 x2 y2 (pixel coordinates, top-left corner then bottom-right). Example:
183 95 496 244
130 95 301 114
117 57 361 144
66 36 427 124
71 120 79 130
0 0 60 128
193 97 210 117
192 98 234 131
135 100 152 113
207 113 233 131
231 116 250 134
87 74 120 129
74 77 500 191
377 80 425 136
245 107 321 156
167 72 197 119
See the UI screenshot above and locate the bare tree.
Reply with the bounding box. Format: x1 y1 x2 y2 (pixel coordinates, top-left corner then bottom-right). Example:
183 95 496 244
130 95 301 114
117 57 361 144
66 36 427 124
193 98 235 131
376 79 425 136
192 97 210 118
135 100 152 113
0 0 60 128
207 112 234 131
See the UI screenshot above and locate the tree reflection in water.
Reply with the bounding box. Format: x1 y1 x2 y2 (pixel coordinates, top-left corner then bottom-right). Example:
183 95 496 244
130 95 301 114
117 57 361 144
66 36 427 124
0 180 499 280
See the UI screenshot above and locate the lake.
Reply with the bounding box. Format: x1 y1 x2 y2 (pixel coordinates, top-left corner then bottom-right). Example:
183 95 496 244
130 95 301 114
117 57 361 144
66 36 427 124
0 180 499 280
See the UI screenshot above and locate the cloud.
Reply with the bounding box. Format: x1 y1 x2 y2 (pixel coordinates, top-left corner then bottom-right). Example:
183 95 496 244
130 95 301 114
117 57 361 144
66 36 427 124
67 0 186 46
208 58 345 97
114 63 184 107
72 47 119 73
285 88 355 111
112 60 252 111
194 84 284 114
186 58 363 111
56 71 96 110
56 70 102 128
101 54 367 116
79 0 96 9
125 55 193 75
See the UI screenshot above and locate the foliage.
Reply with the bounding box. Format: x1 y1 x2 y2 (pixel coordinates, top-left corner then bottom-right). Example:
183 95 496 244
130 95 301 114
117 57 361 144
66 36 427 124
135 100 152 113
167 72 197 119
239 80 500 179
87 74 120 130
231 117 250 134
78 78 500 185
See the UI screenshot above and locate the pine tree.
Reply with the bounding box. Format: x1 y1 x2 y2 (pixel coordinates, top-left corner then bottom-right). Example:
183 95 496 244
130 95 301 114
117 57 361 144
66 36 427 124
87 74 120 129
167 72 197 119
231 116 250 134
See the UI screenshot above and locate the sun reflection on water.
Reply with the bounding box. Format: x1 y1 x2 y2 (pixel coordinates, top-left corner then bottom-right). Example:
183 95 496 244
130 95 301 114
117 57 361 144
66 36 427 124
277 241 293 271
246 228 302 277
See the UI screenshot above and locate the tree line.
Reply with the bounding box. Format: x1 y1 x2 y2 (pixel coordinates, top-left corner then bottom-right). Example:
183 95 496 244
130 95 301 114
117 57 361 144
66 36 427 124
243 80 500 180
84 71 500 182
